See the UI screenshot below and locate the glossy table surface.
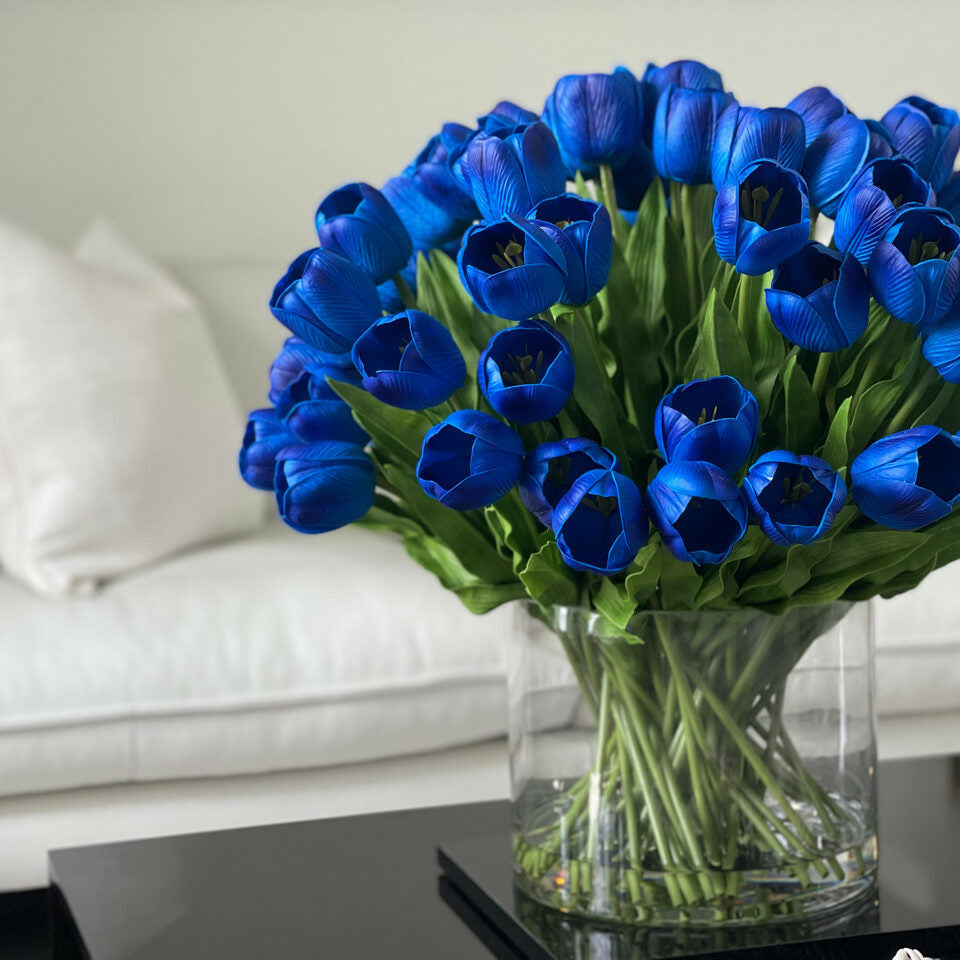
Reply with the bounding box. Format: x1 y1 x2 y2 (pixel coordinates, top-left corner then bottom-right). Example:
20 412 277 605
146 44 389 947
48 755 960 960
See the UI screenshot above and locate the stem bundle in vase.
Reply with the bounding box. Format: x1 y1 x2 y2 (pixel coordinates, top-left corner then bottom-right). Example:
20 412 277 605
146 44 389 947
239 59 960 926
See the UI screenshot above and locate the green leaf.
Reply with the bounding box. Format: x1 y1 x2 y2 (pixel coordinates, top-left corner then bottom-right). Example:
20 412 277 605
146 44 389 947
658 549 703 611
381 463 514 583
593 578 637 631
519 541 580 608
848 338 922 452
913 380 959 429
624 541 662 605
329 380 432 467
452 581 529 614
735 272 784 411
624 181 667 321
692 288 757 393
484 491 542 570
662 215 691 329
821 396 852 470
695 527 766 608
783 351 821 454
737 539 833 605
354 503 424 537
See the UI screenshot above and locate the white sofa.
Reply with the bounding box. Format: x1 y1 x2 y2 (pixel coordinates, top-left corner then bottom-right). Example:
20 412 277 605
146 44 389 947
0 257 958 892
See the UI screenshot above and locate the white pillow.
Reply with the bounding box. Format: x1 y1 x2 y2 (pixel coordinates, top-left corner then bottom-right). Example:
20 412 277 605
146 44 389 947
0 218 262 596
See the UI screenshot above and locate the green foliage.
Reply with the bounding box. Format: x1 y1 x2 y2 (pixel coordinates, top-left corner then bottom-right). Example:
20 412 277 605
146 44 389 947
330 177 960 618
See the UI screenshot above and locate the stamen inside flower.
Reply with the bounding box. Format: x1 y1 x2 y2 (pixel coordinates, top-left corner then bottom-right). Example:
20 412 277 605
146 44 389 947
780 469 814 507
491 238 525 271
907 234 953 264
740 184 784 228
697 406 719 425
546 455 572 489
583 494 618 518
502 348 545 386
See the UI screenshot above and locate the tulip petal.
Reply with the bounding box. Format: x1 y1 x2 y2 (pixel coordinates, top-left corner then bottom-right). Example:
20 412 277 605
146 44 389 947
868 241 925 324
787 86 847 148
518 123 566 213
923 315 960 382
803 114 869 214
465 135 527 222
480 262 564 322
736 221 810 276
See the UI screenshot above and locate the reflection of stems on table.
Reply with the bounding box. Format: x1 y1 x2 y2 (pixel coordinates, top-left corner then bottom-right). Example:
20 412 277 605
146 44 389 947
515 610 867 919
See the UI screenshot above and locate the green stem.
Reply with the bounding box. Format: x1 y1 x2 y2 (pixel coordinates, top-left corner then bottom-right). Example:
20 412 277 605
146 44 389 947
812 351 832 399
392 272 417 309
680 183 701 317
598 163 625 246
886 366 938 434
852 315 895 408
585 672 612 861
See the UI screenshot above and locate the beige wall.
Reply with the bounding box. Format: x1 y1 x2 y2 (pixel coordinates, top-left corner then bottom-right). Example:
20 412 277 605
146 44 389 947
1 0 958 264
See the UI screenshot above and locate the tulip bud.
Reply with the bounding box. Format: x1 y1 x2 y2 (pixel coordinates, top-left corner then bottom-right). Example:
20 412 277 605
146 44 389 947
882 96 960 192
239 409 294 491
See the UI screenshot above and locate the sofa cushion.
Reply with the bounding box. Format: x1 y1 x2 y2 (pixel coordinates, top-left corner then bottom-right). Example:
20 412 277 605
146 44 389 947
0 523 512 797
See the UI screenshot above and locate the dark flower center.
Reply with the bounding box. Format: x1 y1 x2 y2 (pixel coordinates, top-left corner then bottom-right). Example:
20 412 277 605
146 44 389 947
674 499 741 556
491 237 525 271
738 161 802 230
740 183 784 228
670 378 742 424
502 348 545 385
419 425 475 489
893 213 960 265
774 244 842 298
583 494 618 518
542 451 604 508
780 468 814 505
757 463 832 525
906 233 953 265
873 159 928 209
697 406 719 425
916 434 960 501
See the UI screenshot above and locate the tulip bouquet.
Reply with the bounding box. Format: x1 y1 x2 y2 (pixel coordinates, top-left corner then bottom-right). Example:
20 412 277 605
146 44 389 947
241 61 960 924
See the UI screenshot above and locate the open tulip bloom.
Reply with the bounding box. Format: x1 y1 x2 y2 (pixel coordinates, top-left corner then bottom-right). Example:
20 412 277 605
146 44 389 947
241 58 960 923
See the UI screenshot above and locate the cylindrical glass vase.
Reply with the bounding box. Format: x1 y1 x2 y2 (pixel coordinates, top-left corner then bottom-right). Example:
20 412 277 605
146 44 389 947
508 602 877 927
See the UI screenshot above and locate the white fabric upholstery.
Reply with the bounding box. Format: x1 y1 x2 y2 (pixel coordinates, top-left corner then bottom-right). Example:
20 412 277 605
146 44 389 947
0 522 512 797
0 220 262 596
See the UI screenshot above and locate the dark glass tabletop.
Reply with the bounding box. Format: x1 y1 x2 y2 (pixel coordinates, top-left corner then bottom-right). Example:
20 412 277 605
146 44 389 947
46 755 960 960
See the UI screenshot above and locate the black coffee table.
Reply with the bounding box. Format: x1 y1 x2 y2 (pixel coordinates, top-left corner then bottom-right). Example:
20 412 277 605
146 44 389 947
4 755 959 959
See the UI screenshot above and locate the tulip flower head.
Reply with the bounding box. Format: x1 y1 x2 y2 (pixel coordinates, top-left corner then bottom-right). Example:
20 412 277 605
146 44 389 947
314 182 413 285
269 248 382 354
882 96 960 192
458 121 566 222
922 313 960 382
803 114 893 217
543 67 645 177
352 309 465 410
275 441 376 534
646 460 749 565
765 242 870 352
382 124 479 250
851 426 960 530
528 194 613 305
786 86 848 148
744 451 847 545
239 409 295 491
868 206 960 328
655 376 759 475
653 85 736 185
519 438 618 526
641 59 724 134
478 319 574 424
553 469 649 575
275 360 368 446
937 170 960 223
714 159 811 276
711 104 806 189
269 336 343 404
417 410 525 510
457 216 568 322
834 157 936 267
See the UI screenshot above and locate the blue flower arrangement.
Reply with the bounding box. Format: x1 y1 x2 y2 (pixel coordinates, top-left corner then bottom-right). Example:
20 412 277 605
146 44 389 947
239 60 960 921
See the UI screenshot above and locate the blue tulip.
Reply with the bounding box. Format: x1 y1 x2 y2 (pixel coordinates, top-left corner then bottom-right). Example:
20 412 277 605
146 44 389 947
552 469 649 575
868 206 960 329
654 375 759 475
786 86 848 148
851 426 960 530
834 157 936 266
711 104 806 188
803 113 893 217
518 438 618 525
528 193 613 304
315 182 413 284
269 336 343 404
653 85 736 185
270 248 382 354
478 318 574 424
882 97 960 192
542 68 645 177
275 441 375 534
416 410 525 510
457 216 567 322
239 409 294 490
765 242 869 352
641 60 724 138
922 311 960 382
479 101 540 131
352 309 465 410
646 460 749 565
382 124 478 250
937 170 960 222
713 159 811 276
744 451 847 546
275 361 368 446
458 121 566 221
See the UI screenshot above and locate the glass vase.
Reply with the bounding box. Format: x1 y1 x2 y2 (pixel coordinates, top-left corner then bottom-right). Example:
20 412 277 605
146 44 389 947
507 602 877 927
